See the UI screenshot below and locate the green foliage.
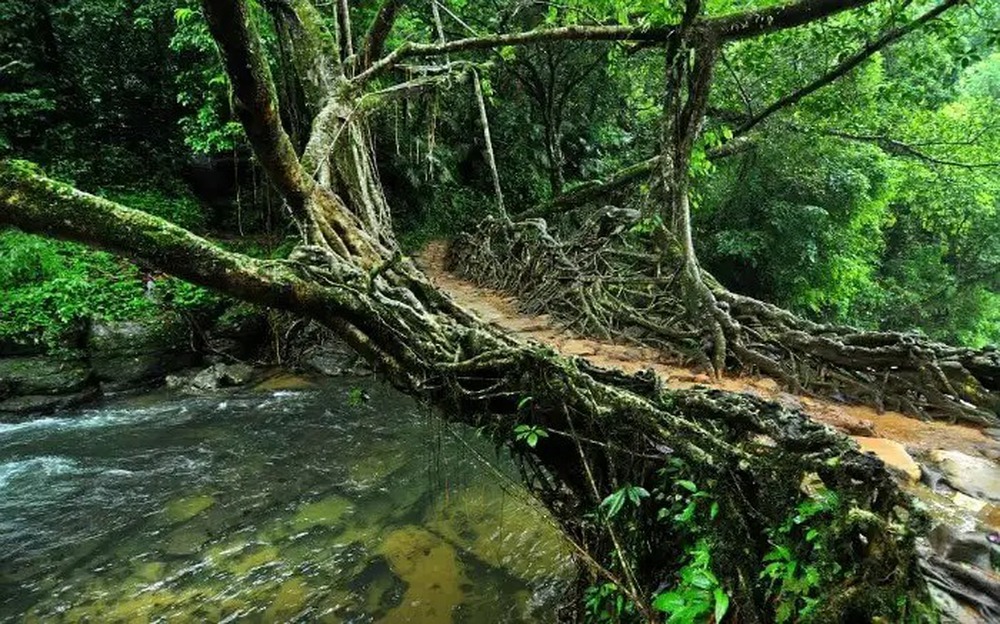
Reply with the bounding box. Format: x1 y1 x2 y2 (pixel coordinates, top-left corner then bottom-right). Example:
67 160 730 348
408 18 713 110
646 462 729 622
584 582 637 623
0 231 147 346
169 0 245 155
0 229 216 348
513 424 548 448
758 489 841 622
347 387 368 407
652 539 730 624
600 484 649 518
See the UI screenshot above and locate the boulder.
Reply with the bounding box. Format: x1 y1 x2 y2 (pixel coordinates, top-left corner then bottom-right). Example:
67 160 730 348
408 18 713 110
88 315 198 391
0 386 99 418
0 356 92 398
190 363 256 390
928 524 999 572
930 450 1000 502
851 436 922 482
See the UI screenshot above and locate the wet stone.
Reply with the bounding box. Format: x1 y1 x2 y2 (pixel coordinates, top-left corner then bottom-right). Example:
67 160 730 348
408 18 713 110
852 436 921 482
930 449 1000 502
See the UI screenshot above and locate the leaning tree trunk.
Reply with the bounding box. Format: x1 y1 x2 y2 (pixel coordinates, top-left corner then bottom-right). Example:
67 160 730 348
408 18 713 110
0 0 954 621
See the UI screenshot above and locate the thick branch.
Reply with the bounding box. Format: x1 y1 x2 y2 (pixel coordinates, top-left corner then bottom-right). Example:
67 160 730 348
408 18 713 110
0 162 310 311
356 0 891 84
737 0 963 135
202 0 315 217
517 137 753 220
711 0 876 40
358 0 405 71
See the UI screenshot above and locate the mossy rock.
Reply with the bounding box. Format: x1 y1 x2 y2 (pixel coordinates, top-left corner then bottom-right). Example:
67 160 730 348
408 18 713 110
379 526 466 624
0 356 92 398
426 484 573 585
88 315 189 354
0 386 99 418
264 577 311 621
162 494 216 523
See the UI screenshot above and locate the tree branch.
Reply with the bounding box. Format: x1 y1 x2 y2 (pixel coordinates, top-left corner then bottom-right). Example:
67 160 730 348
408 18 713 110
352 24 678 85
358 0 406 71
819 128 1000 169
355 0 896 85
0 162 308 311
736 0 963 135
711 0 877 41
202 0 316 218
516 137 753 220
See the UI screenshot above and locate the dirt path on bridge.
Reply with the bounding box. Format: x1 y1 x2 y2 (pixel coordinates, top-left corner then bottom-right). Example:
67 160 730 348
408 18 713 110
418 241 995 460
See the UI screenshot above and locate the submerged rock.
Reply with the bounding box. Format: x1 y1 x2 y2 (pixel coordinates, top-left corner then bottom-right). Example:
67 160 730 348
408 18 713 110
930 450 1000 502
380 526 465 624
291 495 354 532
426 484 574 585
851 436 922 482
163 494 216 523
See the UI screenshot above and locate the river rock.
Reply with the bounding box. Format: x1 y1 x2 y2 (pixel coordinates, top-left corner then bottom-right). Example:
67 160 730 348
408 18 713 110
190 363 255 390
89 315 198 391
930 450 1000 502
928 524 999 571
0 356 92 398
851 436 921 482
0 387 99 418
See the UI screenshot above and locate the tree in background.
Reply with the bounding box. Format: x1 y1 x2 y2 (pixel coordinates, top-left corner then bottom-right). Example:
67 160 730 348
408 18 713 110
3 0 1000 620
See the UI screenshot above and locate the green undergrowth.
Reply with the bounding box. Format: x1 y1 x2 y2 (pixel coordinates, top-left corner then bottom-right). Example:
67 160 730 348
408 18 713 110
580 457 934 624
0 182 223 350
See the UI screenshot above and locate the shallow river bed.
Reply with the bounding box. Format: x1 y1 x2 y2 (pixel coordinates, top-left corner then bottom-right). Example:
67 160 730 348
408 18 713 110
0 374 573 623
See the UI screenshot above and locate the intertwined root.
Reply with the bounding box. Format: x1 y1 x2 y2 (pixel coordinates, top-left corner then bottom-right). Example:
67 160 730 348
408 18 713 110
450 214 1000 425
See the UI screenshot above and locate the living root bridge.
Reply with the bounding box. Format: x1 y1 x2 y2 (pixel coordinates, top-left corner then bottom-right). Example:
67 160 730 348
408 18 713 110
1 160 933 620
449 215 1000 426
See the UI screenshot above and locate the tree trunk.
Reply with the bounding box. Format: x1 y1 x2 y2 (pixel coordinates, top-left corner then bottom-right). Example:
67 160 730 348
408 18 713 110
0 0 952 620
0 158 933 621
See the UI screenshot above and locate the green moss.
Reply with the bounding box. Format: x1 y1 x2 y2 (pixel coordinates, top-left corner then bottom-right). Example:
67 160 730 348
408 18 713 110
380 526 466 624
291 495 354 531
163 494 215 523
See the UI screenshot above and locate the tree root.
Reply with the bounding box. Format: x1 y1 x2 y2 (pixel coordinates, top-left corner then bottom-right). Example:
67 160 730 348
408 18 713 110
449 214 1000 426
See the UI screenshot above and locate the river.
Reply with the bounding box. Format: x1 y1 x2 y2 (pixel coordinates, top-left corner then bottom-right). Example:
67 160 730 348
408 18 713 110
0 374 573 623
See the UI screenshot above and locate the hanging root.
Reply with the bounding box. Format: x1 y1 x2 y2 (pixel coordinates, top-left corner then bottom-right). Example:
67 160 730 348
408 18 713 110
449 214 1000 426
445 340 936 622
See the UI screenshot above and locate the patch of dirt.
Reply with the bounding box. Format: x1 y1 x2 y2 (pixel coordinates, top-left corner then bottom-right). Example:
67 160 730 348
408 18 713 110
420 241 997 458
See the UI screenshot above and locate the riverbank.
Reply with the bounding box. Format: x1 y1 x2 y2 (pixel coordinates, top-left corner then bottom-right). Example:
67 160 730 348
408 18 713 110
420 240 1000 621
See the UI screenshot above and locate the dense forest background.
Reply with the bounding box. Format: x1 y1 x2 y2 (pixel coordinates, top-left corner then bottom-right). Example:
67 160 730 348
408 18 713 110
2 0 999 351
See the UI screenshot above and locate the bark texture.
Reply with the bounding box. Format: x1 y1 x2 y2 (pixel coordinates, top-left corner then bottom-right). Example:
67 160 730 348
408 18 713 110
451 215 1000 426
0 0 964 619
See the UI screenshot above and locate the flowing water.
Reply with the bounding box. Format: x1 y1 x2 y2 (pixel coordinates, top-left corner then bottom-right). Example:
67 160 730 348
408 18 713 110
0 374 573 623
